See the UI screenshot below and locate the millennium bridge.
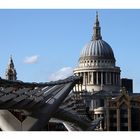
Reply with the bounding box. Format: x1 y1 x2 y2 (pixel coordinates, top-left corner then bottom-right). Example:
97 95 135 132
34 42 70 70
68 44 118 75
0 76 102 131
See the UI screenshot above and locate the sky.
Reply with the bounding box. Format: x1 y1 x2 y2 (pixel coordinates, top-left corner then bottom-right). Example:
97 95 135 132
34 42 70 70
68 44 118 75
0 9 140 92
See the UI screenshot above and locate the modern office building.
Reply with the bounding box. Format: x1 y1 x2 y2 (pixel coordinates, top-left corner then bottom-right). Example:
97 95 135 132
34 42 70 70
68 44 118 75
121 78 133 93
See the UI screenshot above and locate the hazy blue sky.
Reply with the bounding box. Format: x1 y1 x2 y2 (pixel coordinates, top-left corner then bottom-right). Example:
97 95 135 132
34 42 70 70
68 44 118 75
0 9 140 92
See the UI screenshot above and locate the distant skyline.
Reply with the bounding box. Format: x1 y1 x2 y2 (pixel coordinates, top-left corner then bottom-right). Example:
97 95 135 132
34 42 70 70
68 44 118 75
0 9 140 92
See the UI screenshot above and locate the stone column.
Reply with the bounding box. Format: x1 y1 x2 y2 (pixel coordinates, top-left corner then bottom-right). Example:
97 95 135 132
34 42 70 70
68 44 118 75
99 114 103 130
103 72 105 85
91 99 94 110
88 72 90 84
111 72 113 85
109 72 111 84
97 72 99 85
106 109 110 131
101 72 103 86
83 72 85 85
116 73 118 85
117 108 120 131
106 99 110 131
113 73 115 85
83 72 86 90
128 108 131 131
105 99 110 131
107 73 109 84
91 72 93 84
74 84 77 91
105 72 108 85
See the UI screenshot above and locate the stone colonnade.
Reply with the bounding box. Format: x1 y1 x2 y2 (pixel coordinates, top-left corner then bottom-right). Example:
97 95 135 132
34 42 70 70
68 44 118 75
76 71 120 86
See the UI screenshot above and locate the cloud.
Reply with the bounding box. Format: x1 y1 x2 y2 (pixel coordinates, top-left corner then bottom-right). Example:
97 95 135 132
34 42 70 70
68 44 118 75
48 67 73 81
23 55 39 64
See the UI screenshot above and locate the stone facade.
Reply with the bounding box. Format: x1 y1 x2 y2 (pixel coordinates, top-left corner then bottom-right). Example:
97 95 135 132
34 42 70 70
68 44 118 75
74 12 121 93
5 55 17 81
107 89 140 131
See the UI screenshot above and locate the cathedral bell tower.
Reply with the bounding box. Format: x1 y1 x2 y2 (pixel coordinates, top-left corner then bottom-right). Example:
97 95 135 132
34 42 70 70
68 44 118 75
5 55 17 81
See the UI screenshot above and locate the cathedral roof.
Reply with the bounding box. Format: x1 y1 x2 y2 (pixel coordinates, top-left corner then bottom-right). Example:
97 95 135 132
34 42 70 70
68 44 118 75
80 40 115 60
79 12 115 61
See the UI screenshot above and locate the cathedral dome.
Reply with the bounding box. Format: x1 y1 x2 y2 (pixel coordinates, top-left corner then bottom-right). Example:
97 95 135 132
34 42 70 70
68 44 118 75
80 39 115 60
74 12 121 93
79 12 115 61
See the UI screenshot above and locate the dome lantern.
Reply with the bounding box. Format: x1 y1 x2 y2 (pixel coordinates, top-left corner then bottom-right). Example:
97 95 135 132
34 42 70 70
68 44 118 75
92 12 102 41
